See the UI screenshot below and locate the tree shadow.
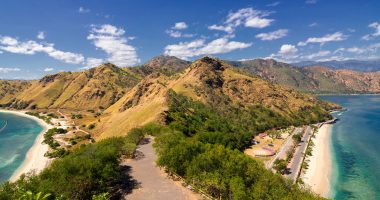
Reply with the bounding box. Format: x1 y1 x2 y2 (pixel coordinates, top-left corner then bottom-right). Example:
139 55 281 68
110 165 141 200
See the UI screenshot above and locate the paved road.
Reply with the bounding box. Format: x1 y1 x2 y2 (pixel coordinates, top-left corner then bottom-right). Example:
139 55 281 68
286 126 312 182
267 127 303 169
123 137 201 200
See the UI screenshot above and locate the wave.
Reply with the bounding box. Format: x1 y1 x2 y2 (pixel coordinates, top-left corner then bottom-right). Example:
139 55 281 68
0 120 8 133
0 154 19 169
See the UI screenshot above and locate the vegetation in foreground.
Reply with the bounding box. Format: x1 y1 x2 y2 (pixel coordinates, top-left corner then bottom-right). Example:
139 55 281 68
0 90 330 200
0 129 145 200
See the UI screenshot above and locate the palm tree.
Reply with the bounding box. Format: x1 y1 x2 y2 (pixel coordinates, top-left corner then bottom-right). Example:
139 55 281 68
18 191 51 200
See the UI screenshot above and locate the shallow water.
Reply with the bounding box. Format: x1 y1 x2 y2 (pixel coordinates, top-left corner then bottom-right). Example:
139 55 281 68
0 112 43 182
320 95 380 200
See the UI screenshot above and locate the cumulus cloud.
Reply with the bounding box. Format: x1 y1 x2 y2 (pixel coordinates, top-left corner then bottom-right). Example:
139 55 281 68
362 22 380 40
298 32 347 46
0 67 21 73
208 7 274 34
278 44 298 56
255 29 288 41
164 37 252 60
85 57 104 69
173 22 188 30
87 24 140 66
166 22 194 38
37 31 45 40
44 68 54 72
78 7 90 13
0 36 84 64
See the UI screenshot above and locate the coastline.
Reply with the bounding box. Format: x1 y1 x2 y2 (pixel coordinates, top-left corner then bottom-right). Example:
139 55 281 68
302 123 333 198
0 110 53 182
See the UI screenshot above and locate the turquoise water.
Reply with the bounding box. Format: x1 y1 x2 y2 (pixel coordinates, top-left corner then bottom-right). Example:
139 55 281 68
0 112 43 183
320 95 380 200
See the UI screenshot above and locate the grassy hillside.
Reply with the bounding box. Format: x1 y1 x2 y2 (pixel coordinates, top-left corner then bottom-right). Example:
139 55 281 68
93 57 337 139
231 59 380 94
0 63 141 110
0 80 33 105
130 55 190 76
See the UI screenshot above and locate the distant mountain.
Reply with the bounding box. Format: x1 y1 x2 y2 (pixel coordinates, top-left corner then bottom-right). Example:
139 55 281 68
229 59 380 94
292 59 380 72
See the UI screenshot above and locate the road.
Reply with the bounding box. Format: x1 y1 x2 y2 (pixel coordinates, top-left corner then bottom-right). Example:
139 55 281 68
267 127 303 169
123 137 201 200
286 126 312 182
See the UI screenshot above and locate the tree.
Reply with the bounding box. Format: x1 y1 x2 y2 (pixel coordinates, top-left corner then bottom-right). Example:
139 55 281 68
18 191 51 200
273 159 287 174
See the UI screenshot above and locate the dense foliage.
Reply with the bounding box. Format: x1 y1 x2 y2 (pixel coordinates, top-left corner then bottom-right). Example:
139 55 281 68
152 90 326 199
0 129 145 200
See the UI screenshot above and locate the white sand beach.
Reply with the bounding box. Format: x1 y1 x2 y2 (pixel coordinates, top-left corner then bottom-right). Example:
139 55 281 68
302 124 333 198
0 110 53 182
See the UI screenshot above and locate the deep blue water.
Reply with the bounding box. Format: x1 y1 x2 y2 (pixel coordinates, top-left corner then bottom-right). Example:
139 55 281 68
0 112 43 182
320 95 380 200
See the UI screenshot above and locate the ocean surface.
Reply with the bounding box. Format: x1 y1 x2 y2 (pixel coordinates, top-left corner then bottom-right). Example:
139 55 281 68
0 112 43 183
320 95 380 200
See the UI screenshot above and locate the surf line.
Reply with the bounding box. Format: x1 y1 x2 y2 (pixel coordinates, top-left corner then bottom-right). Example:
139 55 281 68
0 120 8 133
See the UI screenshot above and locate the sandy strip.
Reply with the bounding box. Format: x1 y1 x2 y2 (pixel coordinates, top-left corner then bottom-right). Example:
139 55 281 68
302 124 333 198
0 110 53 182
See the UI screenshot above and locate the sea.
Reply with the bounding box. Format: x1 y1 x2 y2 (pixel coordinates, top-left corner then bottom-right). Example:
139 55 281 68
0 112 43 183
320 95 380 200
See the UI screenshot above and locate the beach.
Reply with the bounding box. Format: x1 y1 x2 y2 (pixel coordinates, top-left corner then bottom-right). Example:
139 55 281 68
0 110 53 182
302 124 333 198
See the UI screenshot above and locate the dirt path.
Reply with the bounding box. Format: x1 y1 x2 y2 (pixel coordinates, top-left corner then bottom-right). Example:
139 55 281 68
123 137 201 200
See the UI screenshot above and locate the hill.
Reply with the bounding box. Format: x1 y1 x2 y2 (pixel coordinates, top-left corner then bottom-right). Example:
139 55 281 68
230 59 380 94
92 57 337 139
0 63 141 110
130 55 190 76
293 59 380 72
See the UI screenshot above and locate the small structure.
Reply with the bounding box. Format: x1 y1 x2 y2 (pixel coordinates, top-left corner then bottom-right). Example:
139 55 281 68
254 147 276 157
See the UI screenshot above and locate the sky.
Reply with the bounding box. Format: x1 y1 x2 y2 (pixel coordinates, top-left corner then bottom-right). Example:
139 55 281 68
0 0 380 79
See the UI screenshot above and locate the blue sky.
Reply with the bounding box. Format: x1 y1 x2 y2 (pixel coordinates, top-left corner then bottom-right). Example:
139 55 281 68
0 0 380 79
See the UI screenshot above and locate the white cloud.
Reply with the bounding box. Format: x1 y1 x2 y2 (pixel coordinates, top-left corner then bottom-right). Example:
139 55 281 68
304 50 331 60
44 68 54 72
85 57 104 69
266 2 280 7
0 36 84 64
245 17 274 28
362 22 380 40
346 47 366 54
87 24 140 66
309 22 318 27
298 32 347 46
164 37 252 60
37 31 45 40
208 25 234 34
78 7 90 13
173 22 188 30
166 22 194 38
306 0 317 4
255 29 288 41
208 7 274 34
278 44 298 56
0 67 20 73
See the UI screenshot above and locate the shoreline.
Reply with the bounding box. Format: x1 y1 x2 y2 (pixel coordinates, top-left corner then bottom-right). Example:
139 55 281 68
302 123 333 198
0 110 53 182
